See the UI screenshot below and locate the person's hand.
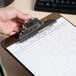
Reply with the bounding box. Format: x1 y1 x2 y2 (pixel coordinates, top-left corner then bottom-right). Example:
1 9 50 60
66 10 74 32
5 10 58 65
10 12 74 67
0 7 31 35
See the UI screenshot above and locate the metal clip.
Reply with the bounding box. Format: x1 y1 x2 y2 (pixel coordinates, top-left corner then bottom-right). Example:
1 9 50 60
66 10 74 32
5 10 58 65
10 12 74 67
19 18 42 41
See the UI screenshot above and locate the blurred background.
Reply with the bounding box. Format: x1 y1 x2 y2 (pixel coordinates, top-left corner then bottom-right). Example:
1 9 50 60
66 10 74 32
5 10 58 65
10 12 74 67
0 0 14 7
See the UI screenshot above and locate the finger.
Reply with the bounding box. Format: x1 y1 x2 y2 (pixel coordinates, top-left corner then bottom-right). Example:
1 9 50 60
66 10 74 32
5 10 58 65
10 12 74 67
15 9 31 21
12 18 24 26
12 20 23 31
8 31 16 36
13 27 20 32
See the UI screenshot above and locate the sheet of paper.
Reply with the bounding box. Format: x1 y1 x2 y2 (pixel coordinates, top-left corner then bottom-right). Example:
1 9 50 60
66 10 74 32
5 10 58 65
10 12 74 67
7 17 76 76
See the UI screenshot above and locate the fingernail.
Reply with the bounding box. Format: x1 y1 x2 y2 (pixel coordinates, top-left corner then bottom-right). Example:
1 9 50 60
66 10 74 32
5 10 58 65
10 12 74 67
24 14 32 18
27 14 32 18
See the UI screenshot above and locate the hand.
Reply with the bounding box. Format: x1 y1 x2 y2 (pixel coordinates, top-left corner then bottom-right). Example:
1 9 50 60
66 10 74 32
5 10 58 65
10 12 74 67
0 7 31 35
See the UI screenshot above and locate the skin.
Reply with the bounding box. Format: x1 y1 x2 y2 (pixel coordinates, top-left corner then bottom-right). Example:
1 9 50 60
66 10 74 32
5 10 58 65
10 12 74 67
0 7 31 35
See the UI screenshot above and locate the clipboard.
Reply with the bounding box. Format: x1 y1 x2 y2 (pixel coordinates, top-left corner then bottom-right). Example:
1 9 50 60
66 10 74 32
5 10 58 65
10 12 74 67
1 13 76 76
1 13 60 48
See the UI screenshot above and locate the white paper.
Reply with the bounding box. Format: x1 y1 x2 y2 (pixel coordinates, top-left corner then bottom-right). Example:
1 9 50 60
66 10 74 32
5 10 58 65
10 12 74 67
7 17 76 76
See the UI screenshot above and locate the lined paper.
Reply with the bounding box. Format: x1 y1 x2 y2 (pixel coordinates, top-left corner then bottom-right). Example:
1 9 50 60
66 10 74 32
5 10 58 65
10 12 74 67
7 17 76 76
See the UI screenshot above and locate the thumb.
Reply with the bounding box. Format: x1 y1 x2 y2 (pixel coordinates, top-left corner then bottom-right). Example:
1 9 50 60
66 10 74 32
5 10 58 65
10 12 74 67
15 9 31 20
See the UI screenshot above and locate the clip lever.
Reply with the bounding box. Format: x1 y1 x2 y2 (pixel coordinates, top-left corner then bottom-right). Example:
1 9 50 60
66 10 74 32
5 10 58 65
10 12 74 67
19 18 42 41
